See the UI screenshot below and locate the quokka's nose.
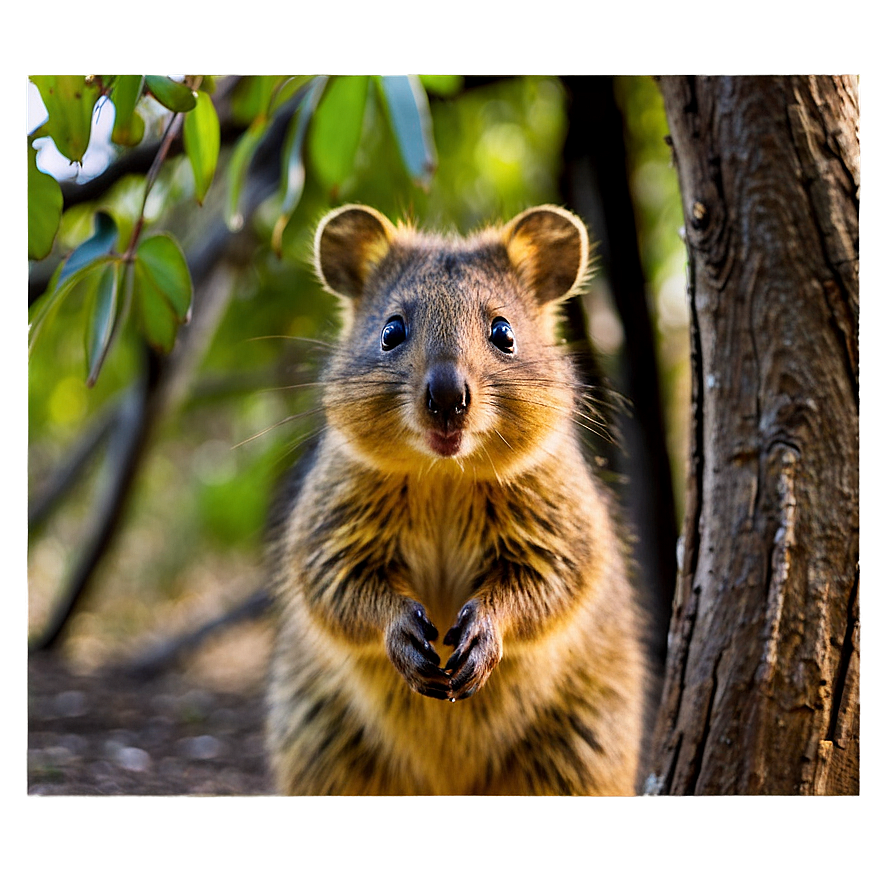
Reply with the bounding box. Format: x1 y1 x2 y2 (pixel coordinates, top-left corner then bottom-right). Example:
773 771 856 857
425 362 471 429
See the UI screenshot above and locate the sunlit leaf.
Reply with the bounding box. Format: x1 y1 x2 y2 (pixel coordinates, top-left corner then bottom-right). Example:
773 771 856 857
59 211 119 284
30 75 100 163
309 76 369 196
183 90 220 204
225 119 267 231
84 260 121 386
419 75 464 97
378 75 437 185
110 75 146 147
272 77 327 253
144 75 197 113
135 233 193 320
28 143 63 260
230 76 280 124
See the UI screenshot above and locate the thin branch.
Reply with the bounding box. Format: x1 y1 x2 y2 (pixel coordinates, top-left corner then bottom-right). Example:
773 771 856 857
28 401 119 534
29 361 159 653
116 589 273 679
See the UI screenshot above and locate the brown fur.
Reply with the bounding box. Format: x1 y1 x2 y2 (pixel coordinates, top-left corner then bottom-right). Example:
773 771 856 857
266 205 647 795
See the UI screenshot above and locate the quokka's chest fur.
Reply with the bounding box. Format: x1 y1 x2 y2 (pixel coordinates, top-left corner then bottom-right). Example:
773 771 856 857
289 433 601 638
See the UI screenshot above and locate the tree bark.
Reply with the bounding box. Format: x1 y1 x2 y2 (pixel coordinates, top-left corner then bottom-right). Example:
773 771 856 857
647 76 859 795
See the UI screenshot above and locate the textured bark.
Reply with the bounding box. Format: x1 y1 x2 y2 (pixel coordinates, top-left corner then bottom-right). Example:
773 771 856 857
647 76 859 795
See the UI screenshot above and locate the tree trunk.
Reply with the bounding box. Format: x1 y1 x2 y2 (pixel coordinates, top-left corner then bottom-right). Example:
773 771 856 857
647 76 859 795
560 75 678 671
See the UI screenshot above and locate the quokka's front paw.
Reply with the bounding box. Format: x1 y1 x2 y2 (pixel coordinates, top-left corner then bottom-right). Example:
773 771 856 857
443 600 503 700
385 600 451 700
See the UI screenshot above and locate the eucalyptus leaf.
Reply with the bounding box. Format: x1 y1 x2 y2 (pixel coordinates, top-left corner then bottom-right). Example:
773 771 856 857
135 233 193 321
378 75 437 185
30 75 100 163
110 75 146 147
418 75 464 97
59 211 119 285
29 256 109 355
309 76 369 196
183 90 220 204
144 75 197 113
132 233 193 352
274 76 327 248
28 143 63 260
225 120 267 231
84 260 121 386
134 272 179 353
270 76 315 114
230 76 280 124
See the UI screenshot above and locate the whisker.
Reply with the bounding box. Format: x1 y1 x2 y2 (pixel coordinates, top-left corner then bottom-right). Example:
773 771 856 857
493 429 513 451
483 391 617 446
231 407 323 449
259 381 325 394
246 334 337 350
276 423 327 466
478 443 504 484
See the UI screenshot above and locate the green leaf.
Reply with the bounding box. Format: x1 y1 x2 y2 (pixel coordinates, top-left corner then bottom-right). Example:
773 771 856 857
270 76 315 114
136 234 192 319
225 119 267 231
132 233 192 352
29 256 109 355
84 260 121 386
28 143 63 260
230 76 281 124
110 75 146 147
30 75 100 163
144 75 197 113
418 75 464 97
183 90 220 204
378 75 437 185
134 275 178 352
273 77 327 252
59 211 119 285
309 76 369 196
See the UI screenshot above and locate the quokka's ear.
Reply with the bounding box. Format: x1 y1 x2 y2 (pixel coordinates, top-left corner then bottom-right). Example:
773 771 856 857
314 204 397 303
502 205 590 305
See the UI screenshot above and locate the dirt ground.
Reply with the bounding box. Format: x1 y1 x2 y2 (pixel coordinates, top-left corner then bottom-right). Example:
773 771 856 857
27 646 272 796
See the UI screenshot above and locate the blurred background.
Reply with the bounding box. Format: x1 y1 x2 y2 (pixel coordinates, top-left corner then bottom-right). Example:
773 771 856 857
27 75 687 716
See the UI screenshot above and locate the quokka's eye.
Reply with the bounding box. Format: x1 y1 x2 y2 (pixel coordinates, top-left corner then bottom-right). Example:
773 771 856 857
381 316 407 350
489 317 516 354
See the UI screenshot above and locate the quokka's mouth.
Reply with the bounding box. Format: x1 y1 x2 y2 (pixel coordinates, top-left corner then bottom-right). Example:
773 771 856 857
427 429 464 457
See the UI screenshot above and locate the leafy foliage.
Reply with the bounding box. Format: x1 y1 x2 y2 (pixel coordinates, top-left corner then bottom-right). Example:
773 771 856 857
31 75 102 164
182 90 220 204
28 74 445 387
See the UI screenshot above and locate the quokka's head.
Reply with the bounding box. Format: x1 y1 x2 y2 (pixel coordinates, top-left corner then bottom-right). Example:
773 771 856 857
313 204 591 479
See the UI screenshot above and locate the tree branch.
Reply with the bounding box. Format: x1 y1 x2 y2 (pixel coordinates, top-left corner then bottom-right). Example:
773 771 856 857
29 359 159 653
28 402 118 534
117 588 273 678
